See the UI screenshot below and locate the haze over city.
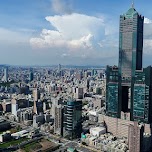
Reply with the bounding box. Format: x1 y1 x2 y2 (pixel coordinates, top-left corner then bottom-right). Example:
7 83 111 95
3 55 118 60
0 0 152 66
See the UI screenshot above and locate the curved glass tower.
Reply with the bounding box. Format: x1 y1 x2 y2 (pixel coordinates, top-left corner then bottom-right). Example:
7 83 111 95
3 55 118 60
64 100 82 139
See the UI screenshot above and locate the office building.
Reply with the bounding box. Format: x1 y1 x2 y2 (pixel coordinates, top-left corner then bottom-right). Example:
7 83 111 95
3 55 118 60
58 64 61 72
33 88 40 101
64 100 82 139
54 105 64 136
73 87 84 99
106 5 152 123
29 69 34 81
128 122 144 152
3 67 8 82
0 119 11 132
33 100 43 115
11 99 29 117
0 131 12 142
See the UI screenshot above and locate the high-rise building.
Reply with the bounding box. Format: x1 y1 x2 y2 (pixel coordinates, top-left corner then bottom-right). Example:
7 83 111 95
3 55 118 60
58 64 62 77
73 87 84 99
11 99 29 117
58 64 61 72
29 69 34 81
3 67 8 82
119 5 144 78
33 100 43 115
106 5 152 123
128 122 144 152
33 89 40 102
54 105 64 136
64 100 82 139
29 72 34 81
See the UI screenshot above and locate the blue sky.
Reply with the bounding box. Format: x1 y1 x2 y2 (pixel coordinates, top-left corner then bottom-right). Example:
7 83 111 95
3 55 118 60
0 0 152 66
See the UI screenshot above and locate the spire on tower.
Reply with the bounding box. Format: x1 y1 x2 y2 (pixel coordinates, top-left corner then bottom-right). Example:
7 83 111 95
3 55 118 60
132 0 134 8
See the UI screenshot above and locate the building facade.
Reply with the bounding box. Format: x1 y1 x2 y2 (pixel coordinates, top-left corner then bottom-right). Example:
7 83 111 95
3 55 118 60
64 100 82 139
106 6 152 123
3 67 8 82
54 105 64 136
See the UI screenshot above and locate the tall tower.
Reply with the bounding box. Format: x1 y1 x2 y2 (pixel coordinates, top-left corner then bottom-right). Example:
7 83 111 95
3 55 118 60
106 5 152 123
64 100 82 139
118 5 144 119
58 64 61 72
29 72 34 81
3 67 8 82
119 5 144 79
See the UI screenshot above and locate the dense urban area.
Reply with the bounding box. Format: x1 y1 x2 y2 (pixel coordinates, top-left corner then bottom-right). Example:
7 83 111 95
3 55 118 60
0 3 152 152
0 65 108 152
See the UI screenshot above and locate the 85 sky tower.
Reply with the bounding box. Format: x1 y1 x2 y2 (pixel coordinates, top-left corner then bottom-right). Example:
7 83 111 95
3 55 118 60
106 4 152 123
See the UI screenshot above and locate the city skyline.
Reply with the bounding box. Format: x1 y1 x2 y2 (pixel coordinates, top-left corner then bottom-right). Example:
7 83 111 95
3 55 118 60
1 0 152 66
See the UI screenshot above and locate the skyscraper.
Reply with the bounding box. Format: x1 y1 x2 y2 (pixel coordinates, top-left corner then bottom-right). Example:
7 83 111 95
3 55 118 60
3 67 8 82
64 100 82 139
54 105 64 136
29 72 34 81
106 5 152 123
119 5 144 78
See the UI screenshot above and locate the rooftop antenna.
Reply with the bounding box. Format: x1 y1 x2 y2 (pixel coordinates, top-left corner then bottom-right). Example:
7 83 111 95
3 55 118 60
132 0 134 8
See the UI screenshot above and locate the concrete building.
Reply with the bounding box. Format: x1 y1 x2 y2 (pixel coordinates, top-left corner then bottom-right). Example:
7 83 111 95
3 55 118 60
11 130 29 139
33 114 45 128
0 131 12 142
92 97 104 109
54 104 63 136
2 100 11 113
73 87 83 99
16 107 33 123
33 88 40 101
98 114 145 152
128 122 144 152
3 67 8 82
33 100 43 114
90 127 106 137
11 98 29 117
0 119 11 132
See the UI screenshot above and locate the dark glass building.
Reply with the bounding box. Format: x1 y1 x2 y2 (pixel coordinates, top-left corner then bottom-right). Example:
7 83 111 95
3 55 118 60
119 6 144 78
64 100 82 139
106 6 152 123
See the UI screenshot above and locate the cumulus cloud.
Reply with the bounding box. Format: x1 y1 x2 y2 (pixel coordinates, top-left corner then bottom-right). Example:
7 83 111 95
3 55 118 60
51 0 73 14
143 17 152 54
144 17 152 38
30 12 120 63
30 13 112 58
144 18 152 24
30 12 152 64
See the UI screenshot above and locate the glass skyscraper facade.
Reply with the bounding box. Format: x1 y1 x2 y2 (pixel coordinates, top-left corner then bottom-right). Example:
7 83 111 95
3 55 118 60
106 6 152 123
64 100 82 139
119 7 144 78
106 66 119 118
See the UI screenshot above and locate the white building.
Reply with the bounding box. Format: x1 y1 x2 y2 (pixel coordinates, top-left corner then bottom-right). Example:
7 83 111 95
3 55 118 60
90 127 106 137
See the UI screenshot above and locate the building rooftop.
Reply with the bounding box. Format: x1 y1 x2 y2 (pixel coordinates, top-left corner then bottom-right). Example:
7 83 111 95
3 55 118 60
125 7 137 17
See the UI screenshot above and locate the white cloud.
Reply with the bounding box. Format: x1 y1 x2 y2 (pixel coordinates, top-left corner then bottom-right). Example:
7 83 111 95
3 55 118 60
144 39 152 54
144 18 152 24
144 18 152 36
143 17 152 54
51 0 72 14
30 13 107 56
